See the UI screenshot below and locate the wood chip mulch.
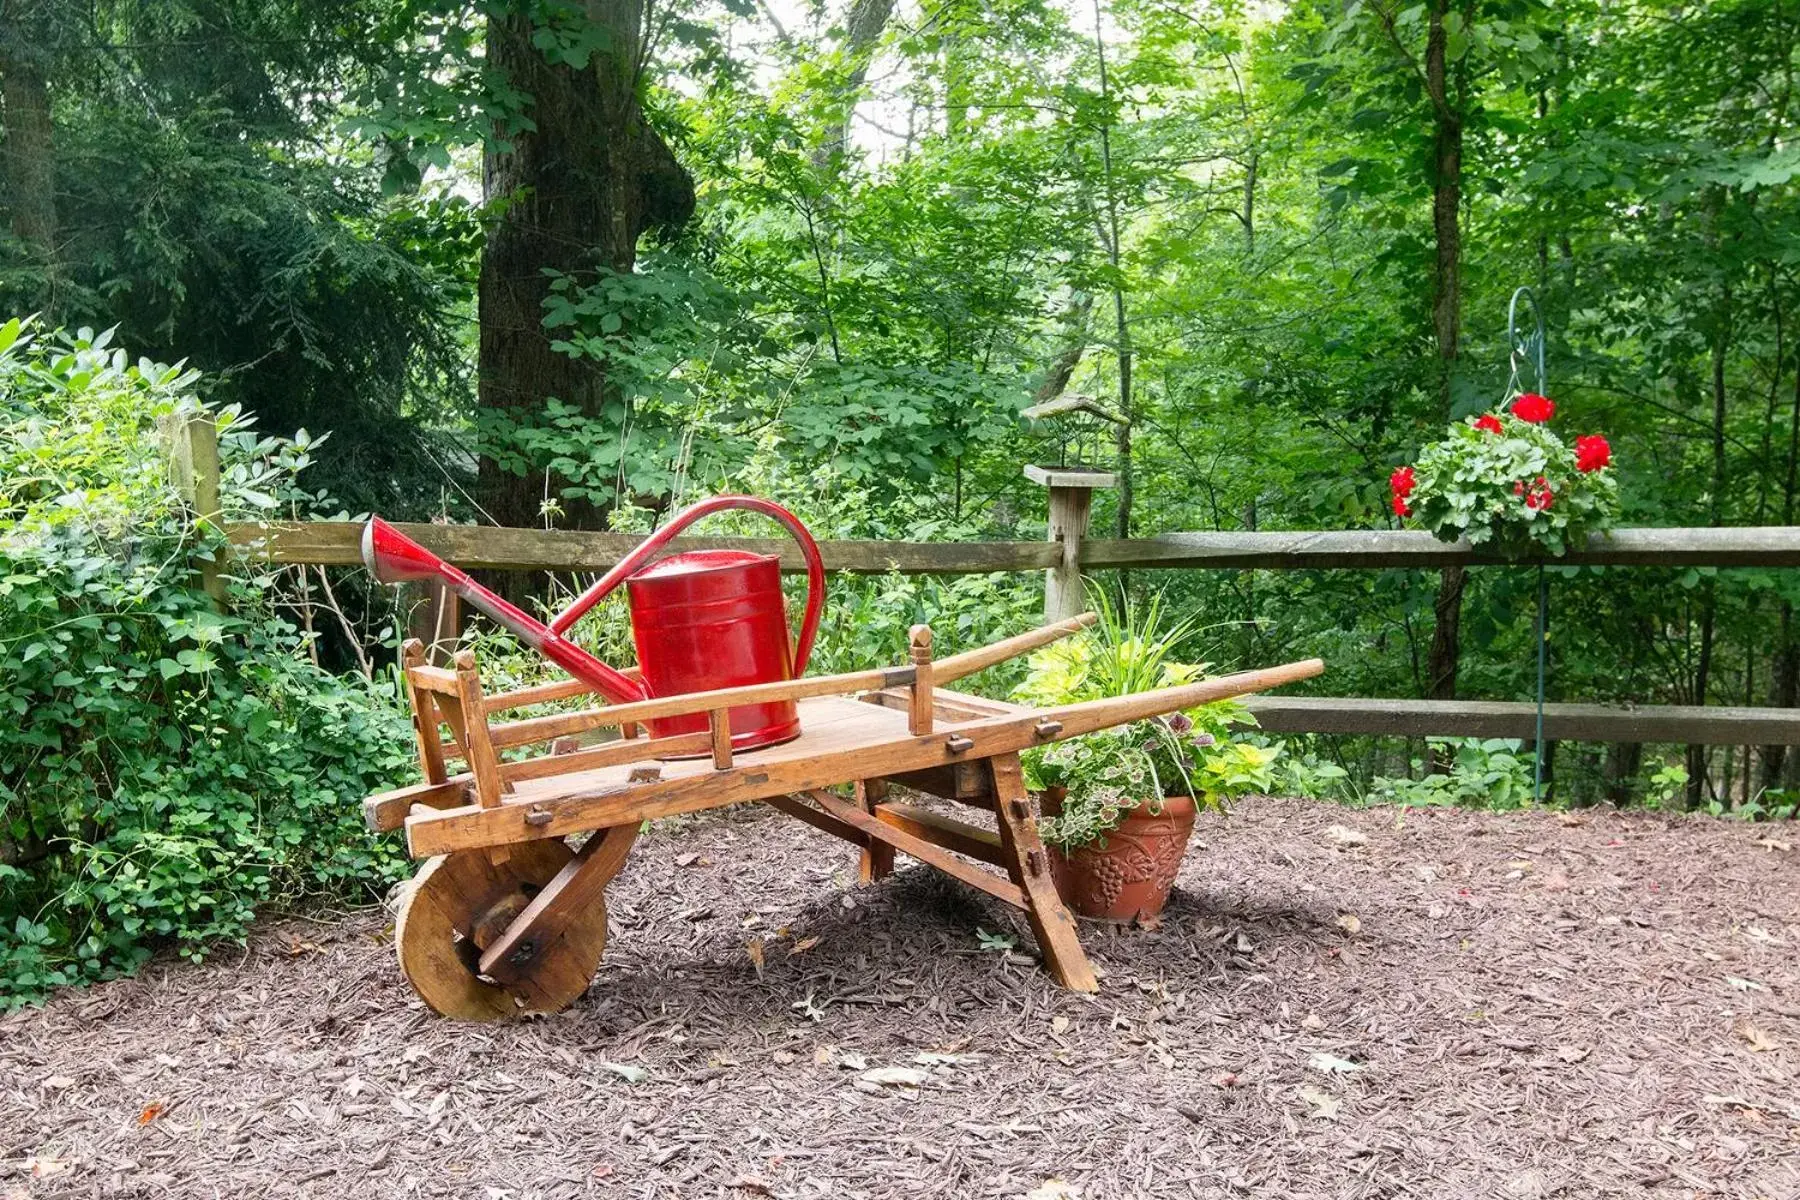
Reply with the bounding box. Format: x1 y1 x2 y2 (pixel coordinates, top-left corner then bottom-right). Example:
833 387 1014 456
3 797 1798 1199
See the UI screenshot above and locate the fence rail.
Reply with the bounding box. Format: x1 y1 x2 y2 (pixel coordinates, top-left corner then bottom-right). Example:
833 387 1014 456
218 516 1800 747
226 520 1800 573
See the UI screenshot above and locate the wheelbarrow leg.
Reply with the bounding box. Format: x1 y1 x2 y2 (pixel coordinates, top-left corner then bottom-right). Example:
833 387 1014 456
989 753 1097 992
856 777 895 884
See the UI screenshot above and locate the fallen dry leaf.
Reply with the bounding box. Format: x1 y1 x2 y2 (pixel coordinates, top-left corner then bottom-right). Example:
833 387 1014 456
788 935 820 957
1298 1083 1341 1120
1738 1024 1779 1053
746 938 765 980
1024 1180 1081 1200
1325 824 1368 847
137 1101 165 1125
859 1066 929 1088
1050 1015 1070 1035
1554 1045 1590 1064
1302 1013 1326 1031
1752 837 1792 852
42 1075 75 1090
1556 812 1587 827
1334 913 1362 935
1309 1052 1363 1074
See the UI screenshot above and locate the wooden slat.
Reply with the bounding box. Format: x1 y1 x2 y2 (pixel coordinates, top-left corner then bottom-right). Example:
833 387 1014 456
875 802 1004 865
1244 697 1800 744
406 664 462 695
483 662 918 750
764 792 870 848
499 730 712 783
230 520 1800 574
227 520 1058 573
1080 526 1800 570
933 613 1095 683
801 790 1028 909
483 677 598 714
364 777 473 832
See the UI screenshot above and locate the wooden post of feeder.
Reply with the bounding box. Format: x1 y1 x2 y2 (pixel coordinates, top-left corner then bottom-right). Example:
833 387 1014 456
1025 465 1115 623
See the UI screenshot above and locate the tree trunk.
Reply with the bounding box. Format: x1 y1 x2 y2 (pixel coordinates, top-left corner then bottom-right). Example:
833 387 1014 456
813 0 895 169
1420 0 1465 723
0 3 59 312
476 0 695 530
1033 293 1093 404
1425 1 1461 409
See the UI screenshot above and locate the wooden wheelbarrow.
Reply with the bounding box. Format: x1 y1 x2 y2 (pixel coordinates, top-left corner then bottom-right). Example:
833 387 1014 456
365 615 1323 1020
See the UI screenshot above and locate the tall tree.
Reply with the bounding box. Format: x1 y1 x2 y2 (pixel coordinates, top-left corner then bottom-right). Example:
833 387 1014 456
0 0 62 313
476 0 695 528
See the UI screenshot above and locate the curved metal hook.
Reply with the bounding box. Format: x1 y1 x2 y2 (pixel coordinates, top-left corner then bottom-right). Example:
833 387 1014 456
1506 285 1546 399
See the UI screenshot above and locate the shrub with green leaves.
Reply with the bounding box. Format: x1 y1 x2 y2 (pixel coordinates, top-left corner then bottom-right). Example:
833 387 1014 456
0 319 415 1007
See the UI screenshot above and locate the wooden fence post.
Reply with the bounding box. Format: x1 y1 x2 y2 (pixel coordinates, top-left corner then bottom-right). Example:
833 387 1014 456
163 410 226 607
1026 465 1115 622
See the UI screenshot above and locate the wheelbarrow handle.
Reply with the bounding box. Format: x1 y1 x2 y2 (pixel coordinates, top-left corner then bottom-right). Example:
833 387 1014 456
548 495 828 676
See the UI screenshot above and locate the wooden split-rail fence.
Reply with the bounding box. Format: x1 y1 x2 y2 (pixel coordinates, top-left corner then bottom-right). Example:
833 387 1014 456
170 414 1800 748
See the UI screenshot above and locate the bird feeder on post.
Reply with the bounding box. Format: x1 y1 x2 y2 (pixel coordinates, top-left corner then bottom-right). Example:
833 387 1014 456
1023 393 1124 623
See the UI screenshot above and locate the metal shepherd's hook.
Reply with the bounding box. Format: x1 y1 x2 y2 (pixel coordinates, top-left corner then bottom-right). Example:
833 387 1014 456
1508 285 1551 805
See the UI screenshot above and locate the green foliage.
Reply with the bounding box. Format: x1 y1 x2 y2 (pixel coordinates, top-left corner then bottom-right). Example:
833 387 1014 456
1369 740 1537 810
0 321 414 1006
1403 409 1620 555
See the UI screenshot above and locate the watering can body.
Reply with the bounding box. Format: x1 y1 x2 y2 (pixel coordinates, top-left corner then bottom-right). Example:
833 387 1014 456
363 495 826 755
626 549 803 748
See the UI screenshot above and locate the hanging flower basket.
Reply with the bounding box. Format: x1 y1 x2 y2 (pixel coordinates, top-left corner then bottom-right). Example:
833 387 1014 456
1389 393 1619 557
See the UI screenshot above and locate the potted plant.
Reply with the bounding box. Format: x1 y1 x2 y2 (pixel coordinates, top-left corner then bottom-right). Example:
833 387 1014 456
1014 593 1280 922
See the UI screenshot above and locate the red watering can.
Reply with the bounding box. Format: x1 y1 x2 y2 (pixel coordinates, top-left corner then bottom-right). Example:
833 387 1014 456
363 495 827 752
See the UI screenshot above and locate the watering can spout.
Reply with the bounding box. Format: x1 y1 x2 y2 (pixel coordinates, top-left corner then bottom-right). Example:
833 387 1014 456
364 516 448 585
359 516 647 705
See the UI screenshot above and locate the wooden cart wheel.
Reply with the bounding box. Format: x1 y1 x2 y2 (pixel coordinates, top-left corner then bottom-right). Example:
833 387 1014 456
394 842 609 1021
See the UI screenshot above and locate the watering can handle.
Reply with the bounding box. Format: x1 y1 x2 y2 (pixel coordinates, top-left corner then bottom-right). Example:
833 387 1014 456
548 495 828 676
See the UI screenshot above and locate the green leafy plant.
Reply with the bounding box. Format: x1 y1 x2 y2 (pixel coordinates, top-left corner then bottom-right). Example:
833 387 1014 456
1015 590 1280 850
1371 739 1536 810
1392 396 1619 556
0 319 415 1007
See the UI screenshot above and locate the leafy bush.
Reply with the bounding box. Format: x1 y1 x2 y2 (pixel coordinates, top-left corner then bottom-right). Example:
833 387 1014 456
0 320 415 1006
1369 739 1537 809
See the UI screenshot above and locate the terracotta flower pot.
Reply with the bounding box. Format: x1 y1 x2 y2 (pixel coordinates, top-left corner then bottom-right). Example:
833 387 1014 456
1047 795 1197 923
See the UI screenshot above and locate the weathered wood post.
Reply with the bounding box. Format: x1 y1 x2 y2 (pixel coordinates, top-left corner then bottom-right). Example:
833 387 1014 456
162 409 226 607
1026 465 1114 622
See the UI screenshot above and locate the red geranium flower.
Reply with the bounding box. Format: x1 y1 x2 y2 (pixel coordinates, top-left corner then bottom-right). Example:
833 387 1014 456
1513 480 1525 495
1390 465 1416 498
1511 393 1555 424
1392 495 1411 517
1474 413 1504 435
1575 434 1611 472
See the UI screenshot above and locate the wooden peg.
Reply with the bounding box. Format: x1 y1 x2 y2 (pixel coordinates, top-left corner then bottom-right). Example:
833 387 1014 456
708 709 733 769
1033 719 1063 740
907 625 934 736
945 734 974 754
